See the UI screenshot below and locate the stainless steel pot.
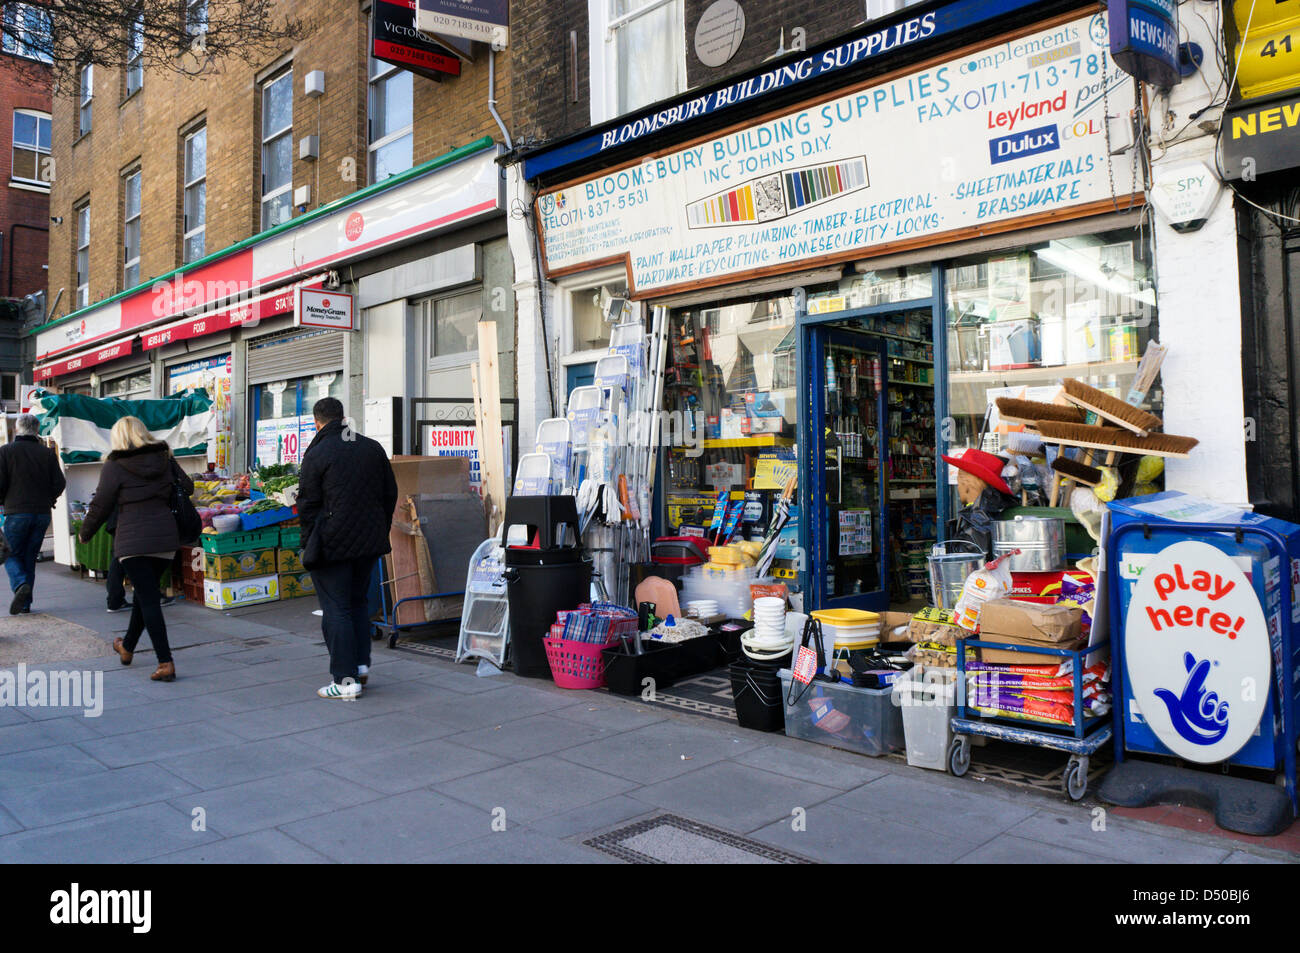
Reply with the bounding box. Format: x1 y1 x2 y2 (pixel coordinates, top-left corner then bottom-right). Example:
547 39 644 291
992 516 1065 572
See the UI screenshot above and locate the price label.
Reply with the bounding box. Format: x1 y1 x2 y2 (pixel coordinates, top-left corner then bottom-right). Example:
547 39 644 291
792 645 818 685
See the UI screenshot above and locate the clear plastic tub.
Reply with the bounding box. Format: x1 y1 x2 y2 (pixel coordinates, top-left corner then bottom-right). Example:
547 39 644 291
893 669 958 771
778 670 904 757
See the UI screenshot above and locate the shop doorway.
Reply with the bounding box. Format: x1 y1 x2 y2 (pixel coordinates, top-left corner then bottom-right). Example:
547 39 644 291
806 309 937 611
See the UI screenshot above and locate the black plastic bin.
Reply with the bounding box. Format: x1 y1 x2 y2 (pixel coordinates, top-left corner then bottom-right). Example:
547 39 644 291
504 549 592 679
729 653 792 732
603 633 727 696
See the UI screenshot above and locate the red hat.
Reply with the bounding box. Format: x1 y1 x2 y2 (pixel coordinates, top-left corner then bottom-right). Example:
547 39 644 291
941 447 1012 495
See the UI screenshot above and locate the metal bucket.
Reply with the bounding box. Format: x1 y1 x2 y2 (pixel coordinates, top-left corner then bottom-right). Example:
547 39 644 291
927 541 985 610
992 516 1065 572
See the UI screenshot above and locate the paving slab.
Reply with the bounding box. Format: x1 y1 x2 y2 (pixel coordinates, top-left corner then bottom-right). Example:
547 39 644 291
419 826 619 864
750 802 987 864
432 755 639 825
524 795 659 840
157 736 331 789
321 737 508 795
447 713 628 760
76 720 244 768
732 742 889 791
0 744 110 791
558 719 764 784
293 711 461 759
634 761 844 833
0 802 220 864
830 773 1038 839
279 789 490 863
0 762 197 829
166 768 382 837
1006 810 1235 864
956 834 1113 864
141 828 335 864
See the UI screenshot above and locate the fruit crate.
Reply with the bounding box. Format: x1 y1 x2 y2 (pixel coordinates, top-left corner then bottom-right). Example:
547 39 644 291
279 525 301 550
200 525 281 556
181 576 205 604
239 505 296 531
179 545 205 584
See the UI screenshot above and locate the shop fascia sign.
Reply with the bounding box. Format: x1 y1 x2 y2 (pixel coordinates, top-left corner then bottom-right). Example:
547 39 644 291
32 339 133 382
1147 159 1221 231
297 288 356 331
1229 0 1300 100
537 12 1140 298
34 144 503 362
1219 90 1300 181
414 0 507 49
523 0 1059 181
373 0 462 79
1125 540 1271 764
1107 0 1181 88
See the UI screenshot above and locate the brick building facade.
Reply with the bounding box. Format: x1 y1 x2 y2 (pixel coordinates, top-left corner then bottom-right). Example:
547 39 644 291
34 0 516 488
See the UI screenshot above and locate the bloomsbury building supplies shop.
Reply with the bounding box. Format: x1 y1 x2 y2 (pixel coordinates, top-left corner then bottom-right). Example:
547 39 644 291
522 1 1186 613
27 138 512 506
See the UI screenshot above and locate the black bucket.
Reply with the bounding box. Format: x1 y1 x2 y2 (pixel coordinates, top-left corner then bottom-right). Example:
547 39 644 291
504 555 593 679
729 653 791 732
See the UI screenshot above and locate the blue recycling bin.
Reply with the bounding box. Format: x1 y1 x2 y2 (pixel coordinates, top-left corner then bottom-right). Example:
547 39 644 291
1107 492 1300 809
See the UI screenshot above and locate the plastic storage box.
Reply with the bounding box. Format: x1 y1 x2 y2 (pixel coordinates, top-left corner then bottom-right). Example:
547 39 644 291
894 669 958 770
777 670 904 757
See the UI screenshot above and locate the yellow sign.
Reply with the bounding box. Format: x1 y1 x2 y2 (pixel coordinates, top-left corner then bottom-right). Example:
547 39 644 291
1228 98 1300 138
1233 0 1300 99
752 455 797 490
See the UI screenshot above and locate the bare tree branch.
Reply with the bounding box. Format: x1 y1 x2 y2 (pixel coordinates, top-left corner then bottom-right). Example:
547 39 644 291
0 0 312 90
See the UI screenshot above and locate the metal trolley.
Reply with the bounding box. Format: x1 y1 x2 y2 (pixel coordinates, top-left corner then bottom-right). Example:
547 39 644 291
947 636 1112 801
371 556 465 649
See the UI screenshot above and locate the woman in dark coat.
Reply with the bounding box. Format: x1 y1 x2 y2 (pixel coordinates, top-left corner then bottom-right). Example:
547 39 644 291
78 416 194 681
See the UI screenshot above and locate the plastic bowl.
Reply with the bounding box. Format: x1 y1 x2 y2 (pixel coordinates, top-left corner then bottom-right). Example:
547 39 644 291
212 514 243 534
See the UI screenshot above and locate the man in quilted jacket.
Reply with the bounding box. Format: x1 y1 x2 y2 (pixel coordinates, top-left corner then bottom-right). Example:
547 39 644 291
297 397 398 699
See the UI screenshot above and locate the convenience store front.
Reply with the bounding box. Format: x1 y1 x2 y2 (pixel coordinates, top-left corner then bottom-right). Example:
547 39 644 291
524 4 1157 613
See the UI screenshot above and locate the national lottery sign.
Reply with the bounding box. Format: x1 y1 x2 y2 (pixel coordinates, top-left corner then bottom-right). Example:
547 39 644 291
537 13 1139 298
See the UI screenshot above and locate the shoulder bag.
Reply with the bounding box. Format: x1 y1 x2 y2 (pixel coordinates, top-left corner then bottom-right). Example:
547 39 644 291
169 464 203 546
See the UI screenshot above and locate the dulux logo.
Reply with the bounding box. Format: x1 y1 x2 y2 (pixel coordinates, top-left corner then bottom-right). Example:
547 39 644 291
988 123 1060 164
1153 651 1229 746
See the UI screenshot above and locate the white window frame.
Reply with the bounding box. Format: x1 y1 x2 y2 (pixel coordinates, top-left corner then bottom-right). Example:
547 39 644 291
183 124 206 263
2 4 53 64
78 63 93 136
259 67 293 230
367 55 414 185
556 265 641 367
186 0 208 37
589 0 685 124
122 168 141 290
75 202 90 308
420 285 484 371
126 8 144 96
11 108 50 187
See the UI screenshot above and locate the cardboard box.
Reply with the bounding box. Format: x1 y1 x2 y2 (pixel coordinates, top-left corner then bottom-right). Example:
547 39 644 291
961 632 1088 665
204 547 277 581
879 611 915 641
278 571 315 599
1007 570 1092 602
277 547 305 574
204 574 279 609
979 598 1083 644
390 456 472 503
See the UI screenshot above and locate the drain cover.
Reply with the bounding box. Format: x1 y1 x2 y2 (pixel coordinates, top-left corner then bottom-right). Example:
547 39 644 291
584 815 812 864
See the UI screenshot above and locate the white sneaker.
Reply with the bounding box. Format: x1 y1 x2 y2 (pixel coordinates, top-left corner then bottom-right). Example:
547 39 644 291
317 680 362 700
357 664 369 685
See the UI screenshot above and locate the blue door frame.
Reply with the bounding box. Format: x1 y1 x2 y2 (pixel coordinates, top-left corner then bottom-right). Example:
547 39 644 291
796 269 949 612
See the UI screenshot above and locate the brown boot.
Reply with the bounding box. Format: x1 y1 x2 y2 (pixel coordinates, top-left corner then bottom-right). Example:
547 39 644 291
150 661 175 682
113 637 133 666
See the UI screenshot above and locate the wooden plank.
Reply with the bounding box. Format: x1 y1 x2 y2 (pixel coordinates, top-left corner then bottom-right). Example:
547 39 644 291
476 320 507 537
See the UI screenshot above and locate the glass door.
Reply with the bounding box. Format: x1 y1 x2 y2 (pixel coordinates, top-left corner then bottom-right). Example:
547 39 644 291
808 325 889 611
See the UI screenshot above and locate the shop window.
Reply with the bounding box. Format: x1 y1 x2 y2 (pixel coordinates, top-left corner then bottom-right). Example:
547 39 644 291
11 108 51 186
662 292 799 535
101 370 152 401
183 125 207 263
602 0 685 118
122 167 142 289
1 373 17 402
78 63 93 136
368 55 413 184
126 8 144 96
943 227 1161 491
2 3 52 62
250 372 344 468
423 289 483 361
75 202 90 308
260 67 293 230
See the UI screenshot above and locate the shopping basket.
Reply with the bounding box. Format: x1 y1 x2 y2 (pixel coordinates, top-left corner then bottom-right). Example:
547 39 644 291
544 634 617 689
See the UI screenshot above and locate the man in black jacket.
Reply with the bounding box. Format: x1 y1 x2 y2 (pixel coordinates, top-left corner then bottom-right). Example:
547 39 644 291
297 397 398 699
0 414 66 614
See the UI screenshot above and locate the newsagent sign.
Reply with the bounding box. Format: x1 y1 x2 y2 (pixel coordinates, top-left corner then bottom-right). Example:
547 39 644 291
536 13 1139 299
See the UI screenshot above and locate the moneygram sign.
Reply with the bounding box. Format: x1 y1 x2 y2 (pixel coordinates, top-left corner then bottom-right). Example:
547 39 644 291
297 288 355 331
415 0 507 47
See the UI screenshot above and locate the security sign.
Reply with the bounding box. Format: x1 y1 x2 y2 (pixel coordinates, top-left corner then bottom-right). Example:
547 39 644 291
297 288 355 331
1125 541 1270 763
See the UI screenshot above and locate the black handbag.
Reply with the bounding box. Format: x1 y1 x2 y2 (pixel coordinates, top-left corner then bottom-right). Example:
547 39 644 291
170 470 202 546
300 514 327 570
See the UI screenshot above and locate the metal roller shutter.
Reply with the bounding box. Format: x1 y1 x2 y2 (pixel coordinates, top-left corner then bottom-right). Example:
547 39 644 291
246 328 345 385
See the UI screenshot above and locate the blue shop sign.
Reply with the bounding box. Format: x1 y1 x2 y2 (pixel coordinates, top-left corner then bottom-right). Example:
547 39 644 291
1108 0 1181 87
522 0 1064 182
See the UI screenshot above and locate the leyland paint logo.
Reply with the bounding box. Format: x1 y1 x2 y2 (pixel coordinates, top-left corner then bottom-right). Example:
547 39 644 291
1125 541 1270 764
50 884 151 933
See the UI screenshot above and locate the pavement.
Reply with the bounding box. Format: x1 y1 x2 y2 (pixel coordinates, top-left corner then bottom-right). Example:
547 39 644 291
0 562 1295 864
